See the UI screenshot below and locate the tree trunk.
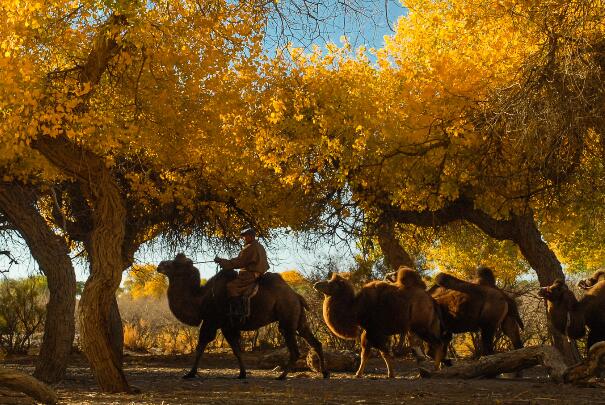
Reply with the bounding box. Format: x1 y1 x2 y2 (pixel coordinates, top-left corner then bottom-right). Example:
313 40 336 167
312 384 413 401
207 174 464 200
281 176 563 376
419 346 568 382
0 184 76 383
76 169 130 392
0 368 58 405
109 297 124 365
375 221 415 269
32 138 131 392
27 14 132 392
467 212 581 364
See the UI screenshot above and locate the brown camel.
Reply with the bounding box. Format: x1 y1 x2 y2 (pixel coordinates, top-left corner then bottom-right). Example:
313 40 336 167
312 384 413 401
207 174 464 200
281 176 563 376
430 267 524 357
539 273 605 352
157 253 329 380
313 267 446 378
578 269 605 290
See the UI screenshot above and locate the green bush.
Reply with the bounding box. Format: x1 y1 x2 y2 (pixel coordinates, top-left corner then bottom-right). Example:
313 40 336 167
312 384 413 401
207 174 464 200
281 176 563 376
0 276 47 354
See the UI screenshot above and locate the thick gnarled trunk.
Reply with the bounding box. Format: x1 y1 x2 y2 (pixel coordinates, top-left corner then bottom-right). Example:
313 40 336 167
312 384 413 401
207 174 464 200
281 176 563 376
32 137 130 392
28 14 132 392
376 221 415 270
76 170 129 392
0 184 76 383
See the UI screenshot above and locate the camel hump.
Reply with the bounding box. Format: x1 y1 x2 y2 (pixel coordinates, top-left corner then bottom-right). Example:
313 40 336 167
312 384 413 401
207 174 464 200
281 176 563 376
475 266 497 287
435 273 480 295
258 272 285 286
395 266 426 289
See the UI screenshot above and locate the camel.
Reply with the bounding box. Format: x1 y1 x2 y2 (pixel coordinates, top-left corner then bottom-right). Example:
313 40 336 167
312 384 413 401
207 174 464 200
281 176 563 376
430 267 524 357
313 267 446 378
539 273 605 352
578 269 605 290
157 253 329 380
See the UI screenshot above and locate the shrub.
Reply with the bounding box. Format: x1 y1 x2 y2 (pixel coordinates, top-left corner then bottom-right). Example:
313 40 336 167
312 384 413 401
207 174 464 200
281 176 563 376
0 276 47 353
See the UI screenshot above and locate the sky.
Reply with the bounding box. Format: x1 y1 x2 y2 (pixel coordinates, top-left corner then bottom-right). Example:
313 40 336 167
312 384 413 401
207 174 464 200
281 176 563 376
0 2 408 283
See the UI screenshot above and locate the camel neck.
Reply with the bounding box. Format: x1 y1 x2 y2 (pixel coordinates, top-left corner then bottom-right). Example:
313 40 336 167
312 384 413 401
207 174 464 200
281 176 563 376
323 287 359 339
166 277 205 327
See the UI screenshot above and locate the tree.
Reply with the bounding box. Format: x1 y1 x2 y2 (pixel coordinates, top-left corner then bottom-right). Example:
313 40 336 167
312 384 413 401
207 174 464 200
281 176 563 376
0 0 328 392
0 184 76 383
251 0 605 362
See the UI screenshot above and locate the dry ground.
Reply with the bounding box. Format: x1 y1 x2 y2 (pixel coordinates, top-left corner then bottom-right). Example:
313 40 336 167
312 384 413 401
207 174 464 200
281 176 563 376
3 351 605 404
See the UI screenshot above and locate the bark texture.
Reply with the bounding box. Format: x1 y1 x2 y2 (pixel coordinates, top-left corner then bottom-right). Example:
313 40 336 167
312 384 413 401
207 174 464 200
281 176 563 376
419 345 568 382
33 137 130 392
0 184 76 383
0 368 58 405
376 221 415 269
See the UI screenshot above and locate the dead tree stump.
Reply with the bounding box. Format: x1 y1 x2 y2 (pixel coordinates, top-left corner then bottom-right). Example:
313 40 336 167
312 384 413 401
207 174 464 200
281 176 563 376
0 368 58 404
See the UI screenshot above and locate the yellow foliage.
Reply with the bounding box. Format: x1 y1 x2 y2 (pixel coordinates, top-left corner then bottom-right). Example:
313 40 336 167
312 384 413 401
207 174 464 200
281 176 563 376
123 264 168 299
123 320 155 353
280 269 307 286
155 325 198 355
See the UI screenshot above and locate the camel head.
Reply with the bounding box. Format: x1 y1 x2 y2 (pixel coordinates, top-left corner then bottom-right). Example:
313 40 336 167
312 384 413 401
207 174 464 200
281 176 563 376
157 253 201 287
539 279 585 338
578 269 605 290
384 271 397 283
313 272 354 297
538 279 569 303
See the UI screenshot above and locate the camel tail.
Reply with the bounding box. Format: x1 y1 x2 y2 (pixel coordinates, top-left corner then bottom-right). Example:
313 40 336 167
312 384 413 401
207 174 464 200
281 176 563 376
435 273 480 296
507 296 524 330
433 299 449 340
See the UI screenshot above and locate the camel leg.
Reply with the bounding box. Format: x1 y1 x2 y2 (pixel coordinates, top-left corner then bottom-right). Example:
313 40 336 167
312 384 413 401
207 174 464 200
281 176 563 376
480 326 496 356
586 329 602 355
441 333 453 367
502 316 524 377
355 331 371 378
502 316 523 350
222 327 246 379
415 329 445 371
379 350 395 378
370 334 394 378
184 323 217 379
297 321 330 378
276 327 300 380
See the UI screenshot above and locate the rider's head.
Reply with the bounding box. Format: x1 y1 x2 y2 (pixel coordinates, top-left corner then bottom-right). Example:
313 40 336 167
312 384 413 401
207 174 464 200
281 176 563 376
240 227 255 244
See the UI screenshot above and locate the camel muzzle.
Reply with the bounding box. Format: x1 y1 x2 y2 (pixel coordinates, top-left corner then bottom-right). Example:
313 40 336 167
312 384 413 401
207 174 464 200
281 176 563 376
313 281 330 294
538 287 551 298
578 279 593 290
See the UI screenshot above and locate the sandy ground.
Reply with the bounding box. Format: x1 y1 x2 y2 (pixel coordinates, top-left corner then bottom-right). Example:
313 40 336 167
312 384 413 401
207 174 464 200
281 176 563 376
3 351 605 404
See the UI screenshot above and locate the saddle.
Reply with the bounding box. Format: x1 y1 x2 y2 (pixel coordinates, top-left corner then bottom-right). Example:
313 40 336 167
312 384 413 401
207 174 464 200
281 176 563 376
227 274 263 326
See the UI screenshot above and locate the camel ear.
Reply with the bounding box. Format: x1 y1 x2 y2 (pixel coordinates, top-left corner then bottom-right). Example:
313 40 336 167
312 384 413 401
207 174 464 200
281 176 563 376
327 271 333 279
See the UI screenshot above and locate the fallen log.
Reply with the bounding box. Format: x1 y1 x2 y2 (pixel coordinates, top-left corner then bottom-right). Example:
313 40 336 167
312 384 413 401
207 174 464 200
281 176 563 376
0 368 58 405
307 350 359 372
563 341 605 386
0 388 35 405
256 347 308 370
419 346 568 382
